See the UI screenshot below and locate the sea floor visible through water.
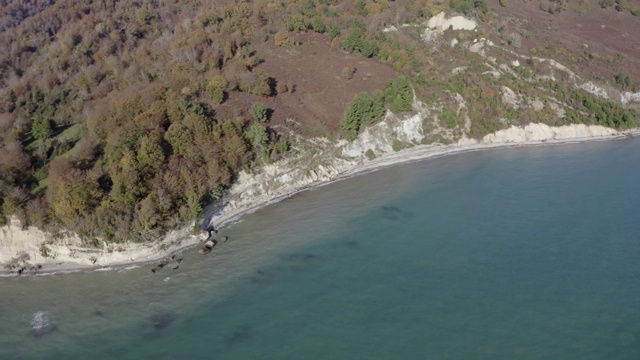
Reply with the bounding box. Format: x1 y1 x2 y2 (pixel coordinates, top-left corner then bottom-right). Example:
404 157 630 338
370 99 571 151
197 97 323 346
2 137 640 359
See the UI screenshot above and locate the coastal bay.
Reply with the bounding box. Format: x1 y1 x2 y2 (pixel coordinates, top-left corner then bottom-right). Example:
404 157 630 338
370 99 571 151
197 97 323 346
2 136 640 359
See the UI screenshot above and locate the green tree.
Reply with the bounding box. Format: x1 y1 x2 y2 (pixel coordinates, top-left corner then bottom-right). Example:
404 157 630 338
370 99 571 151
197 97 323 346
312 16 326 33
328 23 341 41
137 132 165 175
360 39 379 58
250 102 268 122
356 0 368 15
31 116 54 140
210 87 225 104
186 190 203 220
386 76 413 114
165 122 193 156
342 27 364 53
368 90 386 125
340 91 386 140
615 73 633 90
245 122 268 147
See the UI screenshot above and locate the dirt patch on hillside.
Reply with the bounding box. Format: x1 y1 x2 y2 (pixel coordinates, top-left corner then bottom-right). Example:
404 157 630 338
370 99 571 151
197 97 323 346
489 0 640 83
215 32 397 136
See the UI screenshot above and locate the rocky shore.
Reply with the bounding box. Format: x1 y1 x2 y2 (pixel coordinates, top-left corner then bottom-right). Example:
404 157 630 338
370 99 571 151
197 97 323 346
1 119 636 276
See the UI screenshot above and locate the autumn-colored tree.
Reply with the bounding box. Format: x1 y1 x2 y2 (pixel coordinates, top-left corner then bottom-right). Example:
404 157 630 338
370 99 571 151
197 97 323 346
274 31 294 46
46 158 103 228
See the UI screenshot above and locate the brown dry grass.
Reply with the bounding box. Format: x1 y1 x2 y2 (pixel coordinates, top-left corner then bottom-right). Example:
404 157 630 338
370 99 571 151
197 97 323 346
489 0 640 82
215 32 397 136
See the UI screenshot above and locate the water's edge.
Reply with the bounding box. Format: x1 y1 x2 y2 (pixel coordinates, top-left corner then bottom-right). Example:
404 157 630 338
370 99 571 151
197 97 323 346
1 126 637 276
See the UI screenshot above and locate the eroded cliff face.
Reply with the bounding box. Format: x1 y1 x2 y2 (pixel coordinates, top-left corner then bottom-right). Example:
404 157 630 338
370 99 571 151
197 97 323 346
0 217 205 269
481 123 618 143
213 103 625 229
0 113 625 270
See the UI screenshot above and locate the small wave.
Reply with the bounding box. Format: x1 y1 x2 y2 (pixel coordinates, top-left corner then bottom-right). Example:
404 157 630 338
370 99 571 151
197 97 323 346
31 311 49 330
34 270 82 277
30 311 57 337
122 265 141 271
163 277 170 283
94 267 114 272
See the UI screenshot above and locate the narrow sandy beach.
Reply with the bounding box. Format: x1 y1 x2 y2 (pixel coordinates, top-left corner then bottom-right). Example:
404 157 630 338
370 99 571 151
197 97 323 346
207 130 639 231
2 129 638 276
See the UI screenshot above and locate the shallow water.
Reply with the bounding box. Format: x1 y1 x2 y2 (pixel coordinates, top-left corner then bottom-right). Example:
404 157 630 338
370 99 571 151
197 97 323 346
2 138 640 359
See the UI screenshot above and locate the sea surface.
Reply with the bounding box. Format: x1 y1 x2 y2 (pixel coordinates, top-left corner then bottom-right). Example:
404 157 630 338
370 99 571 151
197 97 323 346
2 138 640 359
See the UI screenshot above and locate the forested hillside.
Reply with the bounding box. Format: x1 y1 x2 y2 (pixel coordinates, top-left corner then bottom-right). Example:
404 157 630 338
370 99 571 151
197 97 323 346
0 0 638 242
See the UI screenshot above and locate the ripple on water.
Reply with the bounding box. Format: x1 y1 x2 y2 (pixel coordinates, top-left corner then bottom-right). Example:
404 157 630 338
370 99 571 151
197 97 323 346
30 311 56 338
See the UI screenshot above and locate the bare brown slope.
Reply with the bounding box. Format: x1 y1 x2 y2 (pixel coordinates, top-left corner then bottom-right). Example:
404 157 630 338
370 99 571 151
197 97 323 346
215 32 397 136
488 0 640 83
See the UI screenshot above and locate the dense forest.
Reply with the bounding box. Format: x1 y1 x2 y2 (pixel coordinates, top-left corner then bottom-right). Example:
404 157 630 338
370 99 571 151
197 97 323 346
0 0 638 242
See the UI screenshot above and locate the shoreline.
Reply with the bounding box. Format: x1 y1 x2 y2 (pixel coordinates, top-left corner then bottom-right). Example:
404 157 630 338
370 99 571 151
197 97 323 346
208 130 638 232
2 128 638 277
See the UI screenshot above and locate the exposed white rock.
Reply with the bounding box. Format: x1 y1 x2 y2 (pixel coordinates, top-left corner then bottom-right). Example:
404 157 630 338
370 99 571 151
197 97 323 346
483 71 501 78
531 98 545 112
382 25 398 33
0 217 205 269
452 66 466 75
342 110 425 157
579 82 610 100
423 12 476 43
621 91 640 105
426 12 477 31
498 63 517 77
482 123 617 144
501 86 520 108
468 41 485 54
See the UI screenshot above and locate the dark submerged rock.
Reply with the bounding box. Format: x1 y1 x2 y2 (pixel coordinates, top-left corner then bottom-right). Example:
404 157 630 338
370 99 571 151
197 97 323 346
226 326 251 345
249 269 271 285
287 253 316 261
381 205 413 221
150 313 175 332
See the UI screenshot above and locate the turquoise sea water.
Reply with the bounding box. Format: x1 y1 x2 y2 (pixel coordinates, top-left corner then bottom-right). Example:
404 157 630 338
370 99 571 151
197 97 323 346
2 138 640 359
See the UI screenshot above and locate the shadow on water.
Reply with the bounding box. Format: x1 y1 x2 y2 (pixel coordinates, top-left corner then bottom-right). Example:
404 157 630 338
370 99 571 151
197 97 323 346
225 325 252 346
249 268 272 285
247 252 321 286
381 205 414 222
148 313 175 332
285 253 317 262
